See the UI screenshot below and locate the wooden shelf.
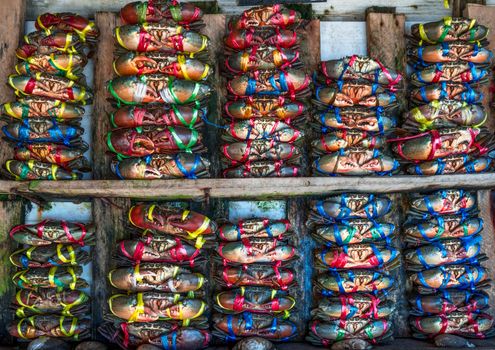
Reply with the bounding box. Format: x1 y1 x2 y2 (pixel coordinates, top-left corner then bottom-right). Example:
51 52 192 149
0 173 493 199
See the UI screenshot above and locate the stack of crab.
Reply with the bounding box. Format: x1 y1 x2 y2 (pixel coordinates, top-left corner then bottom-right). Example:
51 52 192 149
99 203 214 349
7 220 95 342
306 193 398 347
221 5 310 177
311 56 402 176
107 1 212 180
2 13 98 180
404 189 494 340
212 217 299 344
389 17 495 174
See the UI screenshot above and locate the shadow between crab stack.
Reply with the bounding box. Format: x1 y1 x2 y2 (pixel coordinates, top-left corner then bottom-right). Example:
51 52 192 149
107 0 212 180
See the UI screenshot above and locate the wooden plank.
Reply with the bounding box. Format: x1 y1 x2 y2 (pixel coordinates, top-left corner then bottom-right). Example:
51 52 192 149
366 9 406 73
478 190 495 317
301 20 321 72
453 0 486 17
91 197 130 339
16 174 495 199
0 0 26 169
93 12 119 180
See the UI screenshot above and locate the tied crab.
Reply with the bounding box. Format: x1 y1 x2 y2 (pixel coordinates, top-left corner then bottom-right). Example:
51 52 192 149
314 244 398 270
225 47 301 74
115 24 209 54
224 97 308 121
108 292 207 323
223 160 300 178
13 289 89 318
221 140 301 163
2 96 85 121
227 69 311 98
14 143 89 171
214 287 295 314
223 118 303 143
409 264 488 293
389 128 494 162
213 312 297 342
409 82 482 104
315 270 394 295
112 153 210 179
314 81 398 108
404 214 483 246
111 104 206 128
9 244 90 268
225 28 299 51
402 100 487 131
120 1 204 25
313 148 399 176
312 130 386 153
218 219 291 241
107 75 211 105
116 233 203 264
9 73 92 103
99 322 211 349
3 119 84 145
405 154 493 175
18 30 87 59
216 264 294 289
409 62 490 86
113 52 211 81
229 5 301 30
128 204 216 242
107 126 204 158
108 262 205 293
313 106 397 133
9 315 90 340
15 53 87 80
217 238 295 264
4 160 82 180
10 220 93 246
312 219 395 246
13 266 88 291
319 56 403 89
308 193 392 222
307 318 392 346
410 312 495 338
409 41 493 65
311 293 394 321
410 17 489 44
404 236 483 270
410 289 489 315
408 189 477 216
36 13 99 41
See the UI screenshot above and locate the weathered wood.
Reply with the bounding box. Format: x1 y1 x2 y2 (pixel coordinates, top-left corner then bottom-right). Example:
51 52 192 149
0 0 26 172
91 197 130 339
366 9 406 73
15 174 495 199
93 12 119 180
478 190 495 318
301 20 321 72
453 0 486 17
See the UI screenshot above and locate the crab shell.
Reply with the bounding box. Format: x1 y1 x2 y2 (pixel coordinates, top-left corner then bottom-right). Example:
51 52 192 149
14 144 88 170
114 52 211 80
129 204 216 238
227 69 310 98
409 189 477 215
9 244 89 268
410 312 494 338
230 4 301 30
309 194 392 221
5 160 81 180
15 53 87 79
222 140 301 163
36 13 99 40
112 153 210 180
410 62 489 86
216 264 294 289
115 24 209 54
217 238 295 264
314 106 397 133
222 160 301 178
312 293 394 320
405 155 492 175
111 104 206 128
409 83 482 104
225 47 301 73
409 289 489 315
8 315 90 340
315 270 394 294
225 97 308 120
410 17 488 43
409 41 493 65
19 30 85 58
13 289 89 317
2 96 85 120
10 220 93 246
215 287 295 314
315 244 398 269
120 2 204 24
313 148 399 176
313 219 395 246
3 120 83 144
218 219 291 241
312 131 386 153
409 264 487 291
314 82 397 108
12 266 87 290
225 28 299 50
225 118 303 142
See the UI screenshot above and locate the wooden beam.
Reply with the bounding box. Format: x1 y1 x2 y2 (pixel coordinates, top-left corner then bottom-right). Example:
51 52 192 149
366 7 406 73
453 0 486 17
93 12 119 180
15 174 495 199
